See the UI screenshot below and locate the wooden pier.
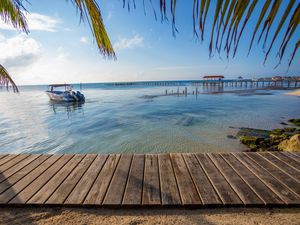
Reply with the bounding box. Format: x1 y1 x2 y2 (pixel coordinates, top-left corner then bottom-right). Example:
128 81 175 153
113 80 300 88
0 152 299 207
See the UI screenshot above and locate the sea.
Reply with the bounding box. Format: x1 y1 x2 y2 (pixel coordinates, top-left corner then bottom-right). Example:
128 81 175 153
0 81 299 154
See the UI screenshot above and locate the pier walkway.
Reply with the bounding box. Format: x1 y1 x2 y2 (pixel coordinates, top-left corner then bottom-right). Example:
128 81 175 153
0 152 299 207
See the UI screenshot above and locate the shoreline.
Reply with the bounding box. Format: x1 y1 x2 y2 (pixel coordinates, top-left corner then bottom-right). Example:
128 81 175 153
285 89 300 96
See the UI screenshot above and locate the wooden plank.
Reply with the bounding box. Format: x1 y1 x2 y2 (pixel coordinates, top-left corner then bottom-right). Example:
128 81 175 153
234 153 300 205
271 152 300 171
26 154 84 204
65 154 108 205
247 153 300 197
259 152 300 182
46 154 97 204
103 154 133 205
0 155 62 204
0 155 7 161
0 155 40 183
0 154 29 172
122 154 145 205
0 155 18 167
221 153 283 205
158 154 181 205
209 153 263 205
196 153 242 205
84 154 120 205
285 152 300 163
183 153 221 205
9 155 72 204
170 153 202 205
142 154 161 205
0 155 50 194
289 152 300 161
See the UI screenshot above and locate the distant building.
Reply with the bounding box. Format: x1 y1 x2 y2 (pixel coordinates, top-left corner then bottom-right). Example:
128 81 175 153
203 75 224 81
237 76 243 80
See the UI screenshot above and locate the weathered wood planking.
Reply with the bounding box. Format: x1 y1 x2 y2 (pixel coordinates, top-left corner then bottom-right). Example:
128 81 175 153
0 152 299 207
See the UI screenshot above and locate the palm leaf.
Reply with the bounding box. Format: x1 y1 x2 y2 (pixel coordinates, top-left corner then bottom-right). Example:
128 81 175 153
71 0 115 58
0 0 28 33
264 0 296 63
0 64 19 93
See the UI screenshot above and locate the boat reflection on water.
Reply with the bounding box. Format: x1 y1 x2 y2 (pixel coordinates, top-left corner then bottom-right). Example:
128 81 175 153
49 101 85 117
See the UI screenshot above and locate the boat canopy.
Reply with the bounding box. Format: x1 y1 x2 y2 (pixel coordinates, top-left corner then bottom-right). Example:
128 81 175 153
48 84 72 92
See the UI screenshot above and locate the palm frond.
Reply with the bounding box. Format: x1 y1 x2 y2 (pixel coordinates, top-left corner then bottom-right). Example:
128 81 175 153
71 0 115 58
0 64 19 93
0 0 28 33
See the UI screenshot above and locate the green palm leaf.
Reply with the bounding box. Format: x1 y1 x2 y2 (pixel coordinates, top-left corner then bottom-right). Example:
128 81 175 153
0 64 19 93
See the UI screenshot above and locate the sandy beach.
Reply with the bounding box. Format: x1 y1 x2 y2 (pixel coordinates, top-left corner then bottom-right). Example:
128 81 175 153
285 89 300 96
1 207 300 225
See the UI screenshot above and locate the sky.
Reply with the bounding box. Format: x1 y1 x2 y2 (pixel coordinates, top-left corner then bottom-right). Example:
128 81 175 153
0 0 299 85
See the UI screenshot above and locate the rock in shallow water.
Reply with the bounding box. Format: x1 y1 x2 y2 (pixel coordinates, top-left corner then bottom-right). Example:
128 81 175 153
278 134 300 152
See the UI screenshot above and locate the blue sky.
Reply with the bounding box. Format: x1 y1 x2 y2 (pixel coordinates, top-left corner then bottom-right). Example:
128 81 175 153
0 0 299 85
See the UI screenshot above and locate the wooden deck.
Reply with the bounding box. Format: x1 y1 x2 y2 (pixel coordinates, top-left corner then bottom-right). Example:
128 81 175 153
0 152 299 207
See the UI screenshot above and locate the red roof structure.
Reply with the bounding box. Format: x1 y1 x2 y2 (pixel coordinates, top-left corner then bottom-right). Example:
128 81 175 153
203 75 224 80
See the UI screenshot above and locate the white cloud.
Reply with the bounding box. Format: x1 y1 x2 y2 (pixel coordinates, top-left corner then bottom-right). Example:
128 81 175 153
0 12 60 32
114 34 144 51
57 47 69 61
80 36 88 44
0 33 42 69
106 11 113 20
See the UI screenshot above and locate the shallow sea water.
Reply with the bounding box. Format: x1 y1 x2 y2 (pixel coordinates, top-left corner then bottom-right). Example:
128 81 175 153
0 84 299 154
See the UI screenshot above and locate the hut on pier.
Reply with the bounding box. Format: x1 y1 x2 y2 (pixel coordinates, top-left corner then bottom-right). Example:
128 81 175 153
203 75 224 81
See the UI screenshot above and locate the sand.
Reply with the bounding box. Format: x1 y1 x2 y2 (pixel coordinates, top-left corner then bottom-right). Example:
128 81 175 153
285 89 300 96
1 207 300 225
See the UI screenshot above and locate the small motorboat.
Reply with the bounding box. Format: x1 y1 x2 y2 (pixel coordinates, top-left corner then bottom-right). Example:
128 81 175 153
46 84 85 102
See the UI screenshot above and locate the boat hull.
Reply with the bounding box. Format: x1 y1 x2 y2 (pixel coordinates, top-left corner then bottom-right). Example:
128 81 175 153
46 91 84 102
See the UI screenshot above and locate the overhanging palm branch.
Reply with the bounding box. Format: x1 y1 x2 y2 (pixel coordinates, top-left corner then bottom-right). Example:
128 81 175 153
0 64 19 93
127 0 299 67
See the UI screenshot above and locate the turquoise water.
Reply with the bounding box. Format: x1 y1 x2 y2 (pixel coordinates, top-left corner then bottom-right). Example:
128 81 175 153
0 84 299 154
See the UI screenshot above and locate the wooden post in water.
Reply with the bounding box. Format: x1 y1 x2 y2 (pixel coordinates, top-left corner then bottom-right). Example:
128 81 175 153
165 89 167 95
196 88 198 96
185 87 187 96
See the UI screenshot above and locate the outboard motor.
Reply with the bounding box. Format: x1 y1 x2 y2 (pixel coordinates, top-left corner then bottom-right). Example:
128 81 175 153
76 91 85 102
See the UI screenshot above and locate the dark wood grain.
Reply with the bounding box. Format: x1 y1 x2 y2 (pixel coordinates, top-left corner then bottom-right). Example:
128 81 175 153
196 153 242 205
142 154 161 205
209 153 263 205
123 154 145 205
46 154 97 204
221 153 283 205
10 155 72 204
0 155 40 183
0 155 50 195
259 152 300 182
183 153 221 205
171 153 201 205
271 152 300 171
103 154 133 205
1 155 63 204
65 154 108 205
84 154 120 205
158 154 181 205
234 153 300 205
247 153 300 197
